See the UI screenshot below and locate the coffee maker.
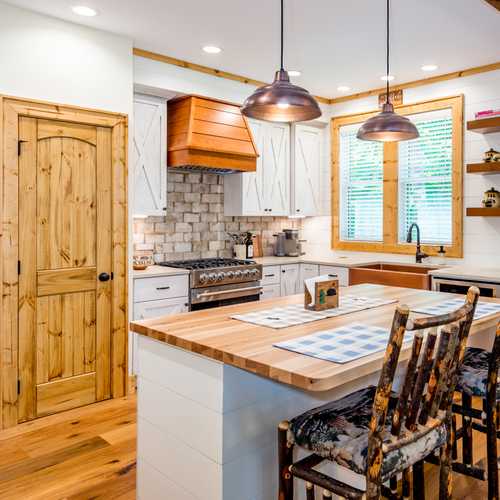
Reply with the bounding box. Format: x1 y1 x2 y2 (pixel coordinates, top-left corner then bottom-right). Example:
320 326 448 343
283 229 306 257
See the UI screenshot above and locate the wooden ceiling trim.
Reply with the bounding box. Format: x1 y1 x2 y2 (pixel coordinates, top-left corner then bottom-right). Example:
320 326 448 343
330 61 500 104
133 48 331 105
484 1 500 11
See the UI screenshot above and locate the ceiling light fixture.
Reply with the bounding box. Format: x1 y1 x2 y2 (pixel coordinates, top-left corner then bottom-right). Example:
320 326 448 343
202 45 222 54
241 0 321 122
337 86 351 92
72 5 98 16
357 0 419 142
421 64 438 72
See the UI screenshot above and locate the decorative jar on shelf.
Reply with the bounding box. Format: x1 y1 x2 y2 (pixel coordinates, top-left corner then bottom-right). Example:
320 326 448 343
482 187 500 208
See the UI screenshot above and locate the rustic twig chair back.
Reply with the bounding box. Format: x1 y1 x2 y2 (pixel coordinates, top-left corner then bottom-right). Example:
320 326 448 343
278 286 479 500
451 320 500 500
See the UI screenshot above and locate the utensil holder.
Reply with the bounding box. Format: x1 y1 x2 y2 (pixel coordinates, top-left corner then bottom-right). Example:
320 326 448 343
304 278 339 311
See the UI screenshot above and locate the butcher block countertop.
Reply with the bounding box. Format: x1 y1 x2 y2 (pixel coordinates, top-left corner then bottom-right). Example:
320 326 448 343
130 284 500 392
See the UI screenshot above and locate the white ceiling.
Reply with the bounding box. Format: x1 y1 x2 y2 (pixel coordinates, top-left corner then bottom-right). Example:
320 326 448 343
4 0 500 98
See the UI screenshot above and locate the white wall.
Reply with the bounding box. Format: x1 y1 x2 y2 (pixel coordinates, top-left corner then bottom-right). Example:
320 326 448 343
0 2 133 113
302 70 500 266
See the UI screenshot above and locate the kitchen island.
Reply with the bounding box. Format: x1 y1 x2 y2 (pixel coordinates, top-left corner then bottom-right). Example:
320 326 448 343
130 284 500 500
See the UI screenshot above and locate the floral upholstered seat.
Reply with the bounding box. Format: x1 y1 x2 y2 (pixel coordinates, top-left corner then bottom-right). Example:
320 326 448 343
287 386 447 480
456 347 499 399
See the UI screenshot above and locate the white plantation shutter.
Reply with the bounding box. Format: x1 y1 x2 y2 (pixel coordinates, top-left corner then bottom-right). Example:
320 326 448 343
398 109 453 245
339 123 384 242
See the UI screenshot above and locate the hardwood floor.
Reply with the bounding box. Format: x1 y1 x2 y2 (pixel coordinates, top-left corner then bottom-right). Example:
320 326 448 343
0 395 491 499
0 396 136 499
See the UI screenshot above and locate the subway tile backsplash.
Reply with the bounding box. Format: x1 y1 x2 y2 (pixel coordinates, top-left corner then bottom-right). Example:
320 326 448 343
133 172 300 262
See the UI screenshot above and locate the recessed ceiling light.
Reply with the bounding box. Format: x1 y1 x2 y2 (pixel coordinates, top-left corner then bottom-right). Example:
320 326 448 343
72 5 98 16
337 86 351 92
421 64 438 72
202 45 222 54
380 75 395 82
288 70 301 77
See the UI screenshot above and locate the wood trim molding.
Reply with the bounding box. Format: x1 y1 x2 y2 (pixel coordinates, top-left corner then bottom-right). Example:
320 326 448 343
484 0 500 12
330 62 500 104
133 47 331 105
0 95 129 428
331 95 464 258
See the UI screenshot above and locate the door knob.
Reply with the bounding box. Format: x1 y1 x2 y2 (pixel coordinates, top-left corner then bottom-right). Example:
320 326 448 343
98 272 111 282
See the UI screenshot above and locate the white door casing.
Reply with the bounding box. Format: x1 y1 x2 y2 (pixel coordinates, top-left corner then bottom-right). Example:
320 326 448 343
133 94 167 216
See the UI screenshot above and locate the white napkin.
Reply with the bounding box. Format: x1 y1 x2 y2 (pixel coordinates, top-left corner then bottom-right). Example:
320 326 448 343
304 274 337 307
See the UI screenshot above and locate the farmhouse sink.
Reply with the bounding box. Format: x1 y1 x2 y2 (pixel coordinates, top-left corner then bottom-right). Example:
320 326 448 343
349 262 442 290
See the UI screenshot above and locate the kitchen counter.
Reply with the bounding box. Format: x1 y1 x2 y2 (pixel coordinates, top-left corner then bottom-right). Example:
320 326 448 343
131 284 498 500
430 265 500 284
253 255 381 268
132 264 190 279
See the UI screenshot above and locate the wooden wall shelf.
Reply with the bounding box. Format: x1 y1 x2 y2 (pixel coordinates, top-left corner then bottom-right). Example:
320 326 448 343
466 162 500 174
467 116 500 134
466 207 500 216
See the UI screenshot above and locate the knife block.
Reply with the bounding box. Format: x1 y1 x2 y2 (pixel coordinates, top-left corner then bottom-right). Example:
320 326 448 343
304 278 339 311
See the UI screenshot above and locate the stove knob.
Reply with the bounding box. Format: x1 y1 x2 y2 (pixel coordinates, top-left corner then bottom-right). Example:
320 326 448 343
243 269 251 278
208 273 217 282
216 272 225 281
234 270 243 279
226 271 235 279
199 273 208 283
251 269 259 277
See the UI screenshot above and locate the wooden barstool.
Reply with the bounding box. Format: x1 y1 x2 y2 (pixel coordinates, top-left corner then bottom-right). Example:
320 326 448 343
278 287 479 500
452 321 500 500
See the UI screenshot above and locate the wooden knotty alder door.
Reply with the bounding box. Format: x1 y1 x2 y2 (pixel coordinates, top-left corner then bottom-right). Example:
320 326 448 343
18 117 113 421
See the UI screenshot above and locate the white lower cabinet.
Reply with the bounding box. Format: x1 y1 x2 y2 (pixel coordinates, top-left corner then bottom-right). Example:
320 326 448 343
134 297 188 320
319 265 350 287
299 263 320 283
280 264 300 296
261 284 281 300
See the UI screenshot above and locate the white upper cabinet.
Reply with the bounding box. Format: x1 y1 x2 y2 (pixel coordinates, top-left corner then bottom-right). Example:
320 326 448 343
291 124 323 216
133 94 167 216
224 119 290 216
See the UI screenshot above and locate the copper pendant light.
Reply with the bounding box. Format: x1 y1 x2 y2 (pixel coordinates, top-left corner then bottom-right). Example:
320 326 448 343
357 0 419 142
241 0 321 123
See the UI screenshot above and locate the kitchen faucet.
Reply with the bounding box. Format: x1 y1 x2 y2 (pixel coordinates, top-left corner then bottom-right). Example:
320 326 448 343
406 223 429 263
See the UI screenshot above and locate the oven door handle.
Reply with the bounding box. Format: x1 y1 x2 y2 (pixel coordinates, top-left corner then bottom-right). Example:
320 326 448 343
197 286 263 298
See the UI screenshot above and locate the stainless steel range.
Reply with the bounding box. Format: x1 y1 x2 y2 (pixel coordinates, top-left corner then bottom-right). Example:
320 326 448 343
158 258 263 310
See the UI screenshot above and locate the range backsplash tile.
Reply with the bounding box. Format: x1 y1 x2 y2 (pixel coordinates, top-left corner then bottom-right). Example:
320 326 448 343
133 173 300 262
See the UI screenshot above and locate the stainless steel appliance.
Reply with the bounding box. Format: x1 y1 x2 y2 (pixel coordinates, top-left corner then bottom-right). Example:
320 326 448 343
273 232 286 257
283 229 306 257
432 276 500 298
159 258 263 310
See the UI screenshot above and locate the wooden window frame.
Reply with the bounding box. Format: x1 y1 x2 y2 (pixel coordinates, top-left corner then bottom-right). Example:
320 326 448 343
331 95 463 258
0 95 128 429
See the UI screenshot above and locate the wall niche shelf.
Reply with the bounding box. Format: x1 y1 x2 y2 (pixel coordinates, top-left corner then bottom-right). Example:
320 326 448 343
467 116 500 134
466 207 500 217
466 162 500 174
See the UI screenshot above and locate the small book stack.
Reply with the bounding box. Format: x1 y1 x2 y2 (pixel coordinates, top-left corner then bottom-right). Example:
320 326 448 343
475 109 500 119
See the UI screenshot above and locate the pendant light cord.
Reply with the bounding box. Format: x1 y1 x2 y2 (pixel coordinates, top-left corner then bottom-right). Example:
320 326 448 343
280 0 284 70
386 0 390 103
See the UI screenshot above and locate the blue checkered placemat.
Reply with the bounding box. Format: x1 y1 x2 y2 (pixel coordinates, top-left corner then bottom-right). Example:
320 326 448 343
274 323 402 364
412 298 500 321
230 295 397 329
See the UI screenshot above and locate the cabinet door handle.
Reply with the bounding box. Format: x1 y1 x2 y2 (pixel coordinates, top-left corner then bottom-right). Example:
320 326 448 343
264 274 275 278
156 286 171 290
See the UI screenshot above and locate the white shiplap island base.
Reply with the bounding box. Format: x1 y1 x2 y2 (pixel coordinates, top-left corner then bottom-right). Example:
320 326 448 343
131 285 499 500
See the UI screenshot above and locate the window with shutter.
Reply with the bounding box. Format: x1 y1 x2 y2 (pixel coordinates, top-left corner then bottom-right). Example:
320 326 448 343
339 124 384 242
331 96 463 258
398 109 453 245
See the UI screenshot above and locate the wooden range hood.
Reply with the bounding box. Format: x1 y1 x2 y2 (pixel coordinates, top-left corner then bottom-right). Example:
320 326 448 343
167 95 258 173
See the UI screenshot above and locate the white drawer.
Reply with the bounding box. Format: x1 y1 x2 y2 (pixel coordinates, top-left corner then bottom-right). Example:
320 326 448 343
261 284 281 300
261 266 280 286
134 297 189 320
319 265 349 287
134 274 189 303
